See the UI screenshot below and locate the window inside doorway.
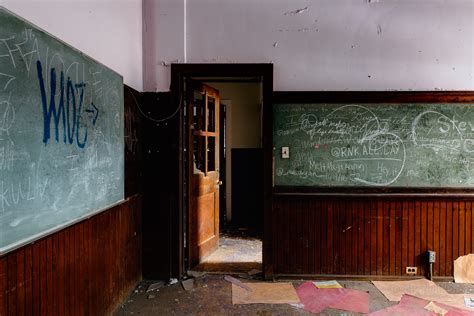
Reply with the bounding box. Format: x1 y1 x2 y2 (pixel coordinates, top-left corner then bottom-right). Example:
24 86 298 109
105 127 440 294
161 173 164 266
191 92 217 175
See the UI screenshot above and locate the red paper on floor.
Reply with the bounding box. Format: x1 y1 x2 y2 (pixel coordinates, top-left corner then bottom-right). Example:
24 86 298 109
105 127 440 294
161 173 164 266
369 294 474 316
296 281 369 314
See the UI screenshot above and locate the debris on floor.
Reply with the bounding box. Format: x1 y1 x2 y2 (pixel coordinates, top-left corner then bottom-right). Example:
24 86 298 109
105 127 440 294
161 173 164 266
224 275 252 291
373 279 446 301
114 276 474 315
313 280 342 289
191 233 262 273
146 281 165 292
372 278 472 311
368 294 472 315
296 281 369 314
231 282 300 305
464 296 474 308
247 268 261 276
424 301 448 314
181 278 196 291
187 270 207 278
289 302 305 310
168 278 178 285
455 254 474 283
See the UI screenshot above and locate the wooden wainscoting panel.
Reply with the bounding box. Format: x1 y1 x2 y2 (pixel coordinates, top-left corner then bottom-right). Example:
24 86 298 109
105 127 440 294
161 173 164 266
273 196 473 278
0 195 142 315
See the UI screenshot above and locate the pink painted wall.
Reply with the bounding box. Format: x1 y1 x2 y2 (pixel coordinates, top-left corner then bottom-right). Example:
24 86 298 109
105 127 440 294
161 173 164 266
4 1 472 93
2 0 143 91
144 0 474 92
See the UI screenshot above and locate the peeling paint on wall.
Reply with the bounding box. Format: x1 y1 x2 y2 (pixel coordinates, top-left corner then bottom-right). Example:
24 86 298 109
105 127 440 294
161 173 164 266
148 0 474 92
283 7 308 16
377 24 382 35
275 27 318 33
160 59 180 67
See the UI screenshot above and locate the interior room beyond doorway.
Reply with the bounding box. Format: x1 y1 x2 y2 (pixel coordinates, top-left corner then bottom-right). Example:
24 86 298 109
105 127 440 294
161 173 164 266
189 79 264 274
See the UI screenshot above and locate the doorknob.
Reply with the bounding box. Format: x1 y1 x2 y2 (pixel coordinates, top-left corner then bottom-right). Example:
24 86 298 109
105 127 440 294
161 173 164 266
217 180 223 185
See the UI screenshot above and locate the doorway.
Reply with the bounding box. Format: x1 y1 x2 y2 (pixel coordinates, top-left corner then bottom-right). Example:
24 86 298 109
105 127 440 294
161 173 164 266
191 80 263 274
170 64 273 279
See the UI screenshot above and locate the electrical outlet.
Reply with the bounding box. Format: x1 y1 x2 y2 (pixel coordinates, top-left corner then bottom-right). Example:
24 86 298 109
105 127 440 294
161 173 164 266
406 266 417 275
428 251 436 263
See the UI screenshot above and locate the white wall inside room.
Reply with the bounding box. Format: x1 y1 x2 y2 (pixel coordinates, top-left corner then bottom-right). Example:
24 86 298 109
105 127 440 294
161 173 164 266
206 82 262 149
145 0 474 92
204 82 262 222
2 0 143 91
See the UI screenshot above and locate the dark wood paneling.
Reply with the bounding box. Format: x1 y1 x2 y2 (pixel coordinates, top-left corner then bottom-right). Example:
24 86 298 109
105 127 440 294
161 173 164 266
141 91 179 280
273 196 474 277
124 86 143 198
0 196 142 316
0 256 6 316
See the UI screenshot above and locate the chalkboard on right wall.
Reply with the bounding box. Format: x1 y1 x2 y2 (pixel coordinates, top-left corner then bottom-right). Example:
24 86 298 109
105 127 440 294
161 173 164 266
273 100 474 188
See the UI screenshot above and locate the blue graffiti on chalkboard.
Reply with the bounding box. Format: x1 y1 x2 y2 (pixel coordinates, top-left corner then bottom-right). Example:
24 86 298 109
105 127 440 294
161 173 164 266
85 102 99 126
36 60 96 148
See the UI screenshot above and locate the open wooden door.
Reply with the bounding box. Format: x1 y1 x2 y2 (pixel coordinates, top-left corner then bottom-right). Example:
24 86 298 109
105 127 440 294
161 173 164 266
187 82 220 268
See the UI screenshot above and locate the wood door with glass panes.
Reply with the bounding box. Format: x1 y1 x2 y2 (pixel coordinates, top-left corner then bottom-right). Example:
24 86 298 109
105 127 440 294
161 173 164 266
187 82 220 267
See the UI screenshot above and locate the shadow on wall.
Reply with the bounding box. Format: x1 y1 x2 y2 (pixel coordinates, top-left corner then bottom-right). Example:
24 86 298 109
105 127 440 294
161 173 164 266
141 92 180 280
231 148 264 232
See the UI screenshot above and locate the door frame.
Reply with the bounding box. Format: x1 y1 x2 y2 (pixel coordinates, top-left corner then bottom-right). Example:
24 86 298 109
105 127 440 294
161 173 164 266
170 64 274 279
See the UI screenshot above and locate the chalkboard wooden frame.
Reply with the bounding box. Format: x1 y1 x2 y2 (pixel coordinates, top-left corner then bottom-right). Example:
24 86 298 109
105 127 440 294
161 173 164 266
273 91 474 196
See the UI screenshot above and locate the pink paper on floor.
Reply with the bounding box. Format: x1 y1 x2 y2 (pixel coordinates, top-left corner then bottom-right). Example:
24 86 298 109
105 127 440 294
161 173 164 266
372 278 471 311
369 304 435 315
369 294 474 316
296 281 369 314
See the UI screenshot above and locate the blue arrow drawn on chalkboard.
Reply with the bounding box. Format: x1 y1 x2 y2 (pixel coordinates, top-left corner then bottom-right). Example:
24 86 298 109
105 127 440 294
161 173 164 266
85 102 99 126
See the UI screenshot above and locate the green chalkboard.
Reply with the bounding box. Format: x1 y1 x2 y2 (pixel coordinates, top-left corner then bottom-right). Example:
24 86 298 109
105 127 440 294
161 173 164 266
0 8 124 254
274 102 474 188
